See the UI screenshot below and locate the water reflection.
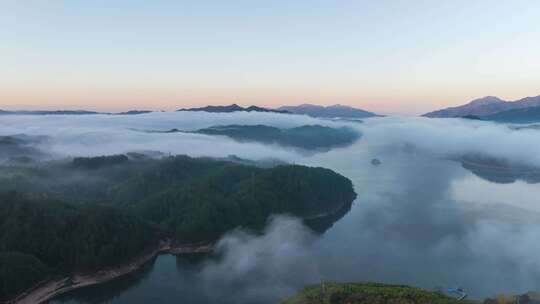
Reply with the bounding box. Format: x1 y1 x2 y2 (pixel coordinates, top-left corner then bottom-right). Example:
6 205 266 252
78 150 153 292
53 255 212 304
52 257 157 304
51 145 540 303
309 149 540 299
461 158 540 184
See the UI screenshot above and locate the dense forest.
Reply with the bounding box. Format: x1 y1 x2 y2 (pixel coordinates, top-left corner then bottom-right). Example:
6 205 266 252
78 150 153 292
134 164 355 242
0 192 157 301
0 252 49 301
0 154 355 301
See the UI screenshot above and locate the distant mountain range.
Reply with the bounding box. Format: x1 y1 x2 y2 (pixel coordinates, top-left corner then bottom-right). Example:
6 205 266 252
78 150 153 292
0 110 100 115
116 110 153 115
177 104 288 114
480 106 540 123
423 95 540 119
177 103 378 118
0 110 152 115
277 104 377 118
1 103 378 118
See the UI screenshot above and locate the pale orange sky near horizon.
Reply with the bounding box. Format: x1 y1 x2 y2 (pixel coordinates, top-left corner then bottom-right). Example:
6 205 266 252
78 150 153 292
2 1 539 115
2 85 539 115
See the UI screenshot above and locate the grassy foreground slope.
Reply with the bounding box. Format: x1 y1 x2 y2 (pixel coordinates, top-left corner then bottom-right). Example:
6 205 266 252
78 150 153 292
281 282 477 304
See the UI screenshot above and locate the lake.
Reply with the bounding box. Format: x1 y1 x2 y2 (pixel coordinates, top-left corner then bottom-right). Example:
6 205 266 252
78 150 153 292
50 137 540 303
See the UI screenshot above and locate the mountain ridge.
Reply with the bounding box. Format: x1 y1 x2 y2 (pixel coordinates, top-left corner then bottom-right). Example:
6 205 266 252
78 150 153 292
0 110 153 115
423 95 540 118
481 105 540 123
277 103 378 118
177 104 289 114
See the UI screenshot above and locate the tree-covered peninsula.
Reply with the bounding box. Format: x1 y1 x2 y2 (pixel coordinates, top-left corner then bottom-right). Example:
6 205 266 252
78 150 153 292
0 154 356 301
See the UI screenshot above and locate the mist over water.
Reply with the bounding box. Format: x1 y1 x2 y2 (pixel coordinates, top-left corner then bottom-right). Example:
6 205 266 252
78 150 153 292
4 112 539 303
0 112 329 162
308 149 540 298
198 216 321 303
2 112 540 166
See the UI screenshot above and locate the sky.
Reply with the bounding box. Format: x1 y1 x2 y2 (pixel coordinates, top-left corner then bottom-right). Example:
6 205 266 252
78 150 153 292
1 0 539 115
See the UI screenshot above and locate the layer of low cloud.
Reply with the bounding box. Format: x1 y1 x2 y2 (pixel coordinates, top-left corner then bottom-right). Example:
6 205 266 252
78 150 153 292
191 154 540 301
1 112 539 167
3 112 540 301
0 112 332 161
361 116 540 167
309 154 540 298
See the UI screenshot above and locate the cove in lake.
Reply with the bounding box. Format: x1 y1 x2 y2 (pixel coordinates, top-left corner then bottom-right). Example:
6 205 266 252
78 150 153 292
52 140 540 304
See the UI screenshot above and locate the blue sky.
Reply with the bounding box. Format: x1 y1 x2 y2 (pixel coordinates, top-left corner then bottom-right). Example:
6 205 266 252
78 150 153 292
1 0 539 114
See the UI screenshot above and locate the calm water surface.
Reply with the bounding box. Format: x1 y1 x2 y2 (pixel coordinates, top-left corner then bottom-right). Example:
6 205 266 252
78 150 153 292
52 142 540 303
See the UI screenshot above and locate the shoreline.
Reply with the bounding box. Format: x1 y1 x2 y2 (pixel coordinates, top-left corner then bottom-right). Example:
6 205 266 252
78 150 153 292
8 240 212 304
8 201 352 304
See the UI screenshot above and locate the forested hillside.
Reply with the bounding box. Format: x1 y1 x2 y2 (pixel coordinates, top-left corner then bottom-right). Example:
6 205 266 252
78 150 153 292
0 154 356 301
134 164 355 242
0 192 157 301
0 252 50 302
